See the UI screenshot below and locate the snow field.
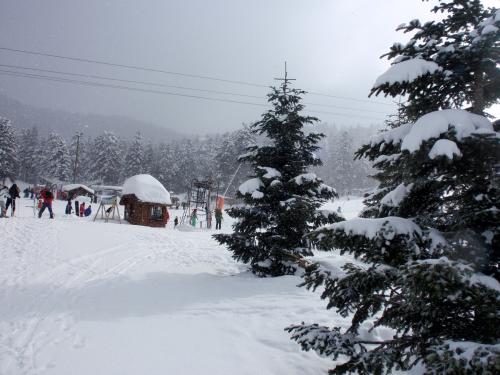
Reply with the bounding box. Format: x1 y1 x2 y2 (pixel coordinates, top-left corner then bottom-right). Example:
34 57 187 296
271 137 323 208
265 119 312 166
0 197 365 375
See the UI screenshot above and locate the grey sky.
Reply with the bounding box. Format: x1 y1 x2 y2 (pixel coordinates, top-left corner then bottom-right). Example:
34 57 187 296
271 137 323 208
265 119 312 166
0 0 497 135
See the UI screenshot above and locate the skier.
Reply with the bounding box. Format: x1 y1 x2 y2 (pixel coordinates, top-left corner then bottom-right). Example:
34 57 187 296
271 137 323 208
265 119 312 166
190 208 198 227
174 216 179 229
23 187 30 198
215 208 223 230
38 187 54 219
5 183 20 217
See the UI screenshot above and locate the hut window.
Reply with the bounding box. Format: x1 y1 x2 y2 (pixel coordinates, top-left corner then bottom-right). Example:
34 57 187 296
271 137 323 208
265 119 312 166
150 206 163 220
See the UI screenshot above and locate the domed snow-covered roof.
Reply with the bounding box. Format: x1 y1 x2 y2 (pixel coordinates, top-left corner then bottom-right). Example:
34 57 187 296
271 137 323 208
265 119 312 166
122 174 171 205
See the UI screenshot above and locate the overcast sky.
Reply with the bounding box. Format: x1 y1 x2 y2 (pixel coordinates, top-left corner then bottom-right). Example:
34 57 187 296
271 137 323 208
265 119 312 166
0 0 497 135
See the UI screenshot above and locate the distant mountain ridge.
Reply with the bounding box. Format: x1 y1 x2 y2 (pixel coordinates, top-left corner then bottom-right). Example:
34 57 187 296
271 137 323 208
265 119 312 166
0 94 185 142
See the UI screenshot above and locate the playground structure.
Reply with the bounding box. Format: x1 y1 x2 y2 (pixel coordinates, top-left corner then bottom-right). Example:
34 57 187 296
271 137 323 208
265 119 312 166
181 179 218 228
94 195 121 223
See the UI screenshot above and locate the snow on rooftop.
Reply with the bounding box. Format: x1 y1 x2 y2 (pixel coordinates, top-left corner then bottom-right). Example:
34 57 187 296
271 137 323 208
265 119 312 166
401 109 493 152
428 139 462 159
62 184 95 195
373 58 441 88
122 174 171 205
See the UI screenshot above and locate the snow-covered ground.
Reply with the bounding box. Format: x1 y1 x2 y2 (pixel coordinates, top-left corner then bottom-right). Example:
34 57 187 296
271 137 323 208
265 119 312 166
0 196 366 375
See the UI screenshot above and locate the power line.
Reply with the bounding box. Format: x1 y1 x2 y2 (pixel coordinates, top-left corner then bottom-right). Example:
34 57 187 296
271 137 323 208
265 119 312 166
0 69 267 107
0 63 389 115
0 46 267 88
0 69 386 122
0 63 264 100
0 46 394 106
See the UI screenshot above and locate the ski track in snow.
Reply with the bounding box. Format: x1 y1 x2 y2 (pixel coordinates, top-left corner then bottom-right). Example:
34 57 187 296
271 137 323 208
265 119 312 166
0 198 364 375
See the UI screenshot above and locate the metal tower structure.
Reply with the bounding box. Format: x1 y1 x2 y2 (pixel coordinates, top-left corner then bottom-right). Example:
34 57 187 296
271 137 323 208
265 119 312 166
181 179 215 228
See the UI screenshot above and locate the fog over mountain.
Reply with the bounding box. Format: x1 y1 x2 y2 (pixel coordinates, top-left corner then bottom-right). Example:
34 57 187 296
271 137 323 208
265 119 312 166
0 94 185 142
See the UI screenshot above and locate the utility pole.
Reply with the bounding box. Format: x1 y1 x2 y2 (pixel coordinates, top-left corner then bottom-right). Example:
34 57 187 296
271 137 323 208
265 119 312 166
274 61 296 96
72 132 82 183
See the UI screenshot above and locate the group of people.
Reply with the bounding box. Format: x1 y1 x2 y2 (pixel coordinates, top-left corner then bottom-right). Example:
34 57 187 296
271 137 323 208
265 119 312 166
0 182 92 219
179 207 222 229
64 195 92 218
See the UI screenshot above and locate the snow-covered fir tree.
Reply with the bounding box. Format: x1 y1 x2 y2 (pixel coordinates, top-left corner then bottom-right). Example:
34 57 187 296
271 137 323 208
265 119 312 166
329 130 356 195
17 126 39 183
214 76 341 277
315 124 377 196
0 116 19 182
123 131 145 178
43 132 72 181
215 126 255 197
288 2 499 374
91 131 123 185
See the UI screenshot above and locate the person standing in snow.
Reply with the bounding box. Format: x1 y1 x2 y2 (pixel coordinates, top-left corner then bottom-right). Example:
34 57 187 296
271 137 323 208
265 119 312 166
65 192 73 215
214 208 223 230
174 216 179 229
190 208 198 227
0 184 8 217
38 187 54 219
5 183 20 217
65 200 72 215
164 207 170 225
79 202 85 217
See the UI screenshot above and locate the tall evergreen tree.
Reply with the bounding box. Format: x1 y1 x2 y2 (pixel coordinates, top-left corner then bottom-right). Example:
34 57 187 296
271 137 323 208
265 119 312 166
214 76 341 277
123 131 145 178
91 131 123 185
17 126 39 183
45 132 72 181
0 116 19 182
215 125 255 197
329 130 356 195
288 2 500 373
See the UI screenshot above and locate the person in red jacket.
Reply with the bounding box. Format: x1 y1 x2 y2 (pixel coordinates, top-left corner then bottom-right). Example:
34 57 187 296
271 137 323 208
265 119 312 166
38 187 54 219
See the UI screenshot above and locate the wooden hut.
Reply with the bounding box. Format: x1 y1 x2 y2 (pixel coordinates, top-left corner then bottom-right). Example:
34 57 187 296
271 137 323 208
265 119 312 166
119 174 171 228
62 184 95 200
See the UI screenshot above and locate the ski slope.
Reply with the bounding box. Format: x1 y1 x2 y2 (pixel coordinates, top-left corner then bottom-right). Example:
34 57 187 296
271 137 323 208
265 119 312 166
0 197 368 375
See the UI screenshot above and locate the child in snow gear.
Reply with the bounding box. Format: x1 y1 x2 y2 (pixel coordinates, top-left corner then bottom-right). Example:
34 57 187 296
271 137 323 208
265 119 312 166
79 202 85 217
190 209 198 227
215 208 223 230
5 184 20 217
74 200 80 217
38 187 54 219
84 205 92 217
174 216 179 229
